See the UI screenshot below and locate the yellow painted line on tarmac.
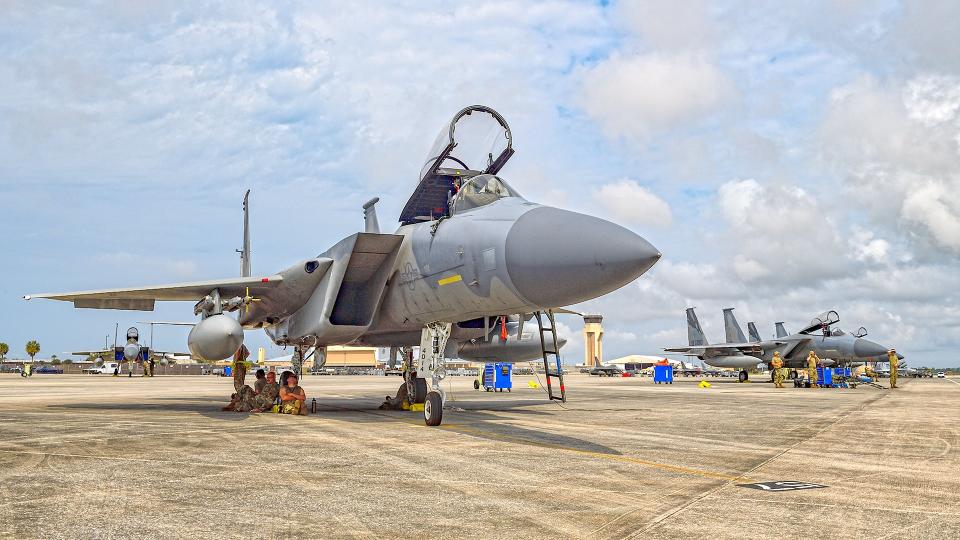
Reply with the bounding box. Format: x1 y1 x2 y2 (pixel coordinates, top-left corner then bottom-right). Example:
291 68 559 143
437 274 462 286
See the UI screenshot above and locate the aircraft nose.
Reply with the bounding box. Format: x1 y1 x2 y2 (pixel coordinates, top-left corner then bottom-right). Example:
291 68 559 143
505 206 660 307
853 338 888 358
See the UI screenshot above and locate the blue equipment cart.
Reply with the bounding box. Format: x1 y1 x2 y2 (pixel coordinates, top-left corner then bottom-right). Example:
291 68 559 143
653 364 673 384
815 367 834 387
483 363 512 392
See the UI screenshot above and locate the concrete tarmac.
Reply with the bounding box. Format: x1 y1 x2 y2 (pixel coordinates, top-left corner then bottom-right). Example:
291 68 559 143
0 373 957 539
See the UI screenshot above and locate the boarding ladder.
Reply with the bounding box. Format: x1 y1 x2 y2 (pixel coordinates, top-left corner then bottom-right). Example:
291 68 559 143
535 311 566 402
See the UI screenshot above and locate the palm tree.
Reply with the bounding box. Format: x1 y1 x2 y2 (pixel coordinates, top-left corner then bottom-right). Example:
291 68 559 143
0 342 8 360
25 340 40 361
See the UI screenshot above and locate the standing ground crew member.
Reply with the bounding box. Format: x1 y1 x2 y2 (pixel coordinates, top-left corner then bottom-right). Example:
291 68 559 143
888 349 899 388
807 351 818 388
771 352 785 388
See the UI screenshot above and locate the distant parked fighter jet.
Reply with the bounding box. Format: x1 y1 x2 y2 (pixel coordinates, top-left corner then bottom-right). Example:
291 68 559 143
25 105 661 425
665 308 901 383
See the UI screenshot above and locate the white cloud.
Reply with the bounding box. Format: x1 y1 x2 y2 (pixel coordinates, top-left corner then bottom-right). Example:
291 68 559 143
615 0 718 51
901 182 960 250
821 74 960 255
592 179 672 227
580 52 734 142
717 178 850 284
903 74 960 125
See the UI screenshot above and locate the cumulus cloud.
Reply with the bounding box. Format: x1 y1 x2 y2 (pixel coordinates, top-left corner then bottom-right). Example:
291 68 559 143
592 179 672 227
580 53 734 142
615 0 718 51
821 74 960 255
717 179 850 284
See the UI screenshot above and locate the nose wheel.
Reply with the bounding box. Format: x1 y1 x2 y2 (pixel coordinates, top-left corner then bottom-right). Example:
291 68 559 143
424 391 443 426
738 370 748 383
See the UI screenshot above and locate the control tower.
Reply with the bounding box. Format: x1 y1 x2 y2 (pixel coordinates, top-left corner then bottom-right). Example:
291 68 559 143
583 314 604 367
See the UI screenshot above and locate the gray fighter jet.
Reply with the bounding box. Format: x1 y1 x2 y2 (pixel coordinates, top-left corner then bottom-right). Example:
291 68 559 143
665 308 899 382
24 105 660 425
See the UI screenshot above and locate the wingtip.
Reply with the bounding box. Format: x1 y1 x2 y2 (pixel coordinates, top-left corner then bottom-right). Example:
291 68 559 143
23 295 31 301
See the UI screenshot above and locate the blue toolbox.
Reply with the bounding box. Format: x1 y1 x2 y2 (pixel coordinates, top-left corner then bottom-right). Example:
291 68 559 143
653 364 673 384
483 362 512 392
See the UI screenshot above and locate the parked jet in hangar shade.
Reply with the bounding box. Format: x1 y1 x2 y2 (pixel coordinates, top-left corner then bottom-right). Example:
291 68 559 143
24 105 659 426
665 308 900 382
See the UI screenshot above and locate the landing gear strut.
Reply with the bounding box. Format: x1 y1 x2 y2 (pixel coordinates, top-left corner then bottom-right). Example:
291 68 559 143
404 322 451 426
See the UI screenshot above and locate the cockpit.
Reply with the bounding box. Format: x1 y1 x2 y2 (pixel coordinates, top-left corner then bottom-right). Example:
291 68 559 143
399 105 522 224
449 174 519 215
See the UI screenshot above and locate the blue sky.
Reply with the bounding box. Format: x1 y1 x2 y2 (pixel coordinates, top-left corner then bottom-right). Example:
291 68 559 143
2 1 959 367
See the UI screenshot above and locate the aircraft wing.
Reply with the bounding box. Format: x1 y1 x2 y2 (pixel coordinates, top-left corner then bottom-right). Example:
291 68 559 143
25 275 283 311
71 349 112 356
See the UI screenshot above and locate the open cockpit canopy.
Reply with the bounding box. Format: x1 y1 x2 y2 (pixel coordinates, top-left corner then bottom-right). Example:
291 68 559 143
400 105 517 224
799 310 840 334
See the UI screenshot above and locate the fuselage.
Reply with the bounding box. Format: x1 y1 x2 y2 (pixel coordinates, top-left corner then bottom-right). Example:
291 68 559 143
252 195 660 349
701 332 894 369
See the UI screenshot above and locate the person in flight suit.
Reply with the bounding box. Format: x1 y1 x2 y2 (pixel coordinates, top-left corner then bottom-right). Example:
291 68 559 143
888 349 899 389
771 351 785 388
807 351 818 388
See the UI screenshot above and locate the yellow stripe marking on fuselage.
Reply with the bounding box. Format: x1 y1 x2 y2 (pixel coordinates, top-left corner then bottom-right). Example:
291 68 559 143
437 274 463 286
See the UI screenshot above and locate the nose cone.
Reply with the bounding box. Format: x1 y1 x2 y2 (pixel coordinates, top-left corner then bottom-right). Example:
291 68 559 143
505 207 660 307
853 338 888 358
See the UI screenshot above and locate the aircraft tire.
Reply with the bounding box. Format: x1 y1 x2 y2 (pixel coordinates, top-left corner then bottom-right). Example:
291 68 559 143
409 378 427 403
738 370 748 383
473 379 480 390
424 391 443 426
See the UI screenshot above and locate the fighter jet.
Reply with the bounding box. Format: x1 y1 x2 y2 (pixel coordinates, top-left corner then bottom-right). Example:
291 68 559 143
71 326 188 363
665 308 900 383
25 105 661 426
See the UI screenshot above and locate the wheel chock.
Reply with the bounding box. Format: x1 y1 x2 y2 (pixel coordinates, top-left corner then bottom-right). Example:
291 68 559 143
528 380 540 389
409 403 425 412
699 381 712 388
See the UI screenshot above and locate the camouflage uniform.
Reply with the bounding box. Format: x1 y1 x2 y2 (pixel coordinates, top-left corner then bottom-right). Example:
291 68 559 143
232 385 258 412
279 384 305 415
807 353 818 388
888 351 898 389
771 354 785 388
252 382 280 410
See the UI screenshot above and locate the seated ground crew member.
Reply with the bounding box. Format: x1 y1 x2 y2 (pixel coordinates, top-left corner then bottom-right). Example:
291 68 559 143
253 369 267 394
251 371 281 412
279 374 307 415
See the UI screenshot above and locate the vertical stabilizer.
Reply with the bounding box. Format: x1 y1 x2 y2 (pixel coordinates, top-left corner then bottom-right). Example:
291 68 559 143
723 308 747 344
686 308 708 346
775 322 788 338
747 322 761 342
239 190 251 277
